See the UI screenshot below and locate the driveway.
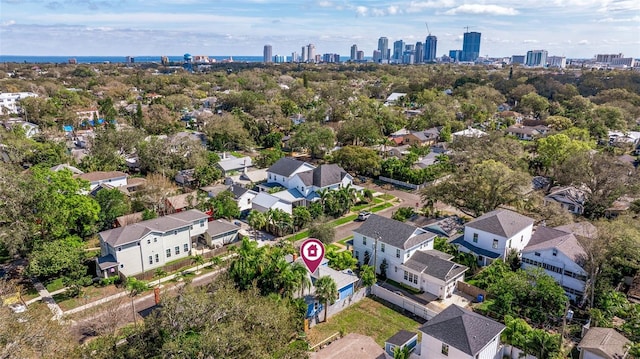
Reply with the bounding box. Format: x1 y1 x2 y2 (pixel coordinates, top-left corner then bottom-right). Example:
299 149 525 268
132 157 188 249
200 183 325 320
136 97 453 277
377 280 438 306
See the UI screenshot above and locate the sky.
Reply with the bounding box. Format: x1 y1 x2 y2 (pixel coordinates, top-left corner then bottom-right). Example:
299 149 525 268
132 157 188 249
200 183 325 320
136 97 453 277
1 0 639 59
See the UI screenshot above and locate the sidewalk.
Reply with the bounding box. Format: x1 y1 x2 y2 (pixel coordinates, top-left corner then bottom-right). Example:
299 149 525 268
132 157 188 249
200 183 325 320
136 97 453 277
31 278 63 320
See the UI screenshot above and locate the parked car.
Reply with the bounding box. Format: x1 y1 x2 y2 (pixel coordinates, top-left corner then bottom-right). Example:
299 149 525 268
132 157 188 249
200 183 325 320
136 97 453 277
357 211 371 221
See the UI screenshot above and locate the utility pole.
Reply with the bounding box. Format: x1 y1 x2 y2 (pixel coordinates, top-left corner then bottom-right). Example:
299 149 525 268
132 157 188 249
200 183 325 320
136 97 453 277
560 300 570 349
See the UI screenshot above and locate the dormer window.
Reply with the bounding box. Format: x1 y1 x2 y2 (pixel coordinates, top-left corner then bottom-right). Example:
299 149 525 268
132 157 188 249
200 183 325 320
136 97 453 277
552 249 558 256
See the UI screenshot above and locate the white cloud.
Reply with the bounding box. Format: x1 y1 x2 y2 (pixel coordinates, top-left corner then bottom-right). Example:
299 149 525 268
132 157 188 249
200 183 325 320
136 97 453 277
355 5 368 16
578 39 589 45
2 20 16 26
317 1 333 8
387 6 400 15
444 4 519 16
523 39 539 43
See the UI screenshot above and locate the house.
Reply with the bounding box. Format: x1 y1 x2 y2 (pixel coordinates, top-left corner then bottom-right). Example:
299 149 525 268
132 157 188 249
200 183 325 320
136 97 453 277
452 209 534 266
175 169 197 187
608 131 640 147
385 92 407 106
419 304 505 359
216 153 253 176
50 163 84 175
310 333 386 359
115 212 144 227
577 327 631 359
201 219 241 248
353 215 467 298
404 127 441 146
96 209 209 277
3 120 40 138
259 157 355 208
229 184 258 214
117 177 146 197
506 125 540 141
521 226 588 301
165 191 199 214
451 128 487 139
251 192 293 214
76 171 128 192
544 186 588 215
605 195 638 218
385 330 418 357
0 92 38 115
75 108 100 123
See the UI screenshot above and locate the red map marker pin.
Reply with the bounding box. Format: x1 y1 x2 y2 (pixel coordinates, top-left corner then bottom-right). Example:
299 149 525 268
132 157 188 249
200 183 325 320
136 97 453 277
300 238 325 274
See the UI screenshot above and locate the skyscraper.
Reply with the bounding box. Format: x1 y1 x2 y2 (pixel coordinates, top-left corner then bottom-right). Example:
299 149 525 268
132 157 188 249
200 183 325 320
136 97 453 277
377 37 389 61
373 50 382 63
263 45 273 63
424 35 437 62
307 44 316 63
350 44 358 61
461 31 481 62
301 46 307 62
525 50 548 67
393 40 405 63
415 42 424 64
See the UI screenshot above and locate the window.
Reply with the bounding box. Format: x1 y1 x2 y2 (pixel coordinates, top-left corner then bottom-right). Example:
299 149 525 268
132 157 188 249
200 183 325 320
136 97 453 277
492 239 499 249
507 240 511 248
381 243 385 253
521 235 524 242
154 238 158 243
149 256 153 265
534 252 541 257
147 239 151 244
395 266 397 273
363 237 367 245
184 244 189 252
355 251 359 259
155 254 159 263
175 246 180 255
552 249 558 256
441 343 449 356
200 220 205 227
396 249 400 258
473 233 478 243
166 249 171 258
404 271 418 284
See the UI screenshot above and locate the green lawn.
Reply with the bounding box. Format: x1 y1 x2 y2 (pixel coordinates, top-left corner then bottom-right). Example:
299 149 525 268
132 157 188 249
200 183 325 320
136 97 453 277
288 230 310 242
307 297 424 347
45 277 65 292
379 194 395 201
371 203 393 212
331 214 358 227
337 236 353 246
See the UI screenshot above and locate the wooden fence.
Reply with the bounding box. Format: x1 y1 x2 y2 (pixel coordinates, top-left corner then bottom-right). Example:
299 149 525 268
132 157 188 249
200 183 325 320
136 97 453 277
456 281 488 300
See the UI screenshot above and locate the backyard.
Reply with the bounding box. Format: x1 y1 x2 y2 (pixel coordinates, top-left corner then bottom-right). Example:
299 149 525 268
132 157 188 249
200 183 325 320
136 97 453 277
307 297 424 347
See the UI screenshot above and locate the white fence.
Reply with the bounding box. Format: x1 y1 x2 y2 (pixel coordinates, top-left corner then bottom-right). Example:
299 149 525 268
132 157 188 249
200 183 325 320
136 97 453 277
502 345 537 359
371 285 438 320
308 287 368 327
378 176 425 190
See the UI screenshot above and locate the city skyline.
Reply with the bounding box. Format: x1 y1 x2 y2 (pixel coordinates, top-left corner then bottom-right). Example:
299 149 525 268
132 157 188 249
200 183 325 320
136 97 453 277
1 0 639 58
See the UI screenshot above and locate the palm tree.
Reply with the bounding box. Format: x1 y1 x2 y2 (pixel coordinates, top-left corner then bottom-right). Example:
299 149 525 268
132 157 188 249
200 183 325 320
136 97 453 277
502 315 529 359
126 278 148 327
247 210 267 241
153 269 167 287
314 276 338 322
193 254 204 274
393 346 410 359
292 262 311 297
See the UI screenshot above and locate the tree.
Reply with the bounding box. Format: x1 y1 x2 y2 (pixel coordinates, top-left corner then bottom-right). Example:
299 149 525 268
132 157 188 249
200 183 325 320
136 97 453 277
193 254 205 274
308 218 335 245
126 277 148 327
360 265 376 288
422 159 532 217
292 206 312 231
289 122 335 159
315 275 338 322
393 345 411 359
210 190 240 220
133 172 176 215
27 236 86 279
247 210 267 240
535 132 593 176
154 268 167 287
325 246 357 270
518 92 549 119
331 145 381 177
95 188 130 231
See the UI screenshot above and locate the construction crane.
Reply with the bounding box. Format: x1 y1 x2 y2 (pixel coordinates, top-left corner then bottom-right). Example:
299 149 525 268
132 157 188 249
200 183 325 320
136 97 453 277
463 26 474 33
425 22 431 36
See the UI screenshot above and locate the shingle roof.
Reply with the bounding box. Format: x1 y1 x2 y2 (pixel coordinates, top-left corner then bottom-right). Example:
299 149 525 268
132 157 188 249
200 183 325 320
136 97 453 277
578 327 631 359
230 184 248 198
100 209 208 247
166 191 198 210
312 164 348 188
206 219 240 237
386 330 417 346
555 222 598 239
404 250 468 281
451 236 502 259
524 226 586 263
267 157 308 177
420 305 505 356
76 171 127 182
465 209 533 238
354 214 436 249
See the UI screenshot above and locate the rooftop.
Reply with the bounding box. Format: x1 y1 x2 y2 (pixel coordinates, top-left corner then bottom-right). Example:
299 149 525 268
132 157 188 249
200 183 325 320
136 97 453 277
404 250 468 281
355 214 436 250
524 226 586 263
578 327 631 359
465 209 534 238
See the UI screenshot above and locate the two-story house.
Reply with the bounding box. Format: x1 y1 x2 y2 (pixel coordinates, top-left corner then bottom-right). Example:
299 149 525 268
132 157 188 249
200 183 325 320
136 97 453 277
96 209 209 277
76 171 128 192
353 215 467 299
419 304 505 359
521 226 588 301
452 209 534 266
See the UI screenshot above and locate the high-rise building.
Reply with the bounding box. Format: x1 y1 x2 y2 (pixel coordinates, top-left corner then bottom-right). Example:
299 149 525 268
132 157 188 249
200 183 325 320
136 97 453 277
263 45 273 63
461 31 481 62
307 44 316 63
511 55 525 64
424 35 437 62
403 44 415 64
378 37 389 61
393 40 405 63
301 46 308 62
415 42 424 64
596 53 623 63
547 56 566 68
291 52 299 63
373 50 382 63
356 51 364 61
525 50 548 67
350 44 358 61
449 50 462 62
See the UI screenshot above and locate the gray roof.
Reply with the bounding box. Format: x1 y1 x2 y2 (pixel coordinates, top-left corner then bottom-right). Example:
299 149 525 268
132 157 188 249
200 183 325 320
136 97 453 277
99 209 208 247
354 214 436 250
206 219 240 236
404 250 467 281
555 222 598 239
386 330 418 346
267 157 307 177
524 226 586 263
420 304 505 356
312 164 349 188
466 209 534 238
96 254 118 270
578 327 631 359
230 184 248 198
217 156 252 172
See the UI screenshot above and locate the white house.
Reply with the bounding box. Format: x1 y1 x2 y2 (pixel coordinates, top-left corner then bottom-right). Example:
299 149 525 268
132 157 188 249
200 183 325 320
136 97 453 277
76 171 128 192
578 327 631 359
521 226 588 301
544 186 588 215
230 184 258 214
353 215 467 299
452 209 534 266
251 192 293 214
216 153 253 176
0 92 38 115
96 210 209 277
419 304 505 359
202 219 241 248
452 128 488 139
